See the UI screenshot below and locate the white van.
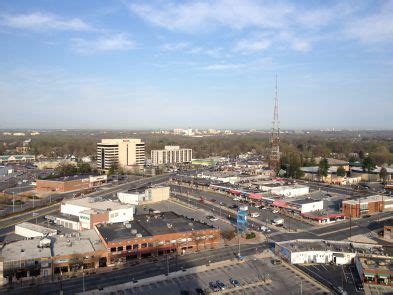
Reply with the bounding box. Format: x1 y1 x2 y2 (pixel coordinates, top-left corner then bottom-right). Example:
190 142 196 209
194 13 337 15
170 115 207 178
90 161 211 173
250 212 260 218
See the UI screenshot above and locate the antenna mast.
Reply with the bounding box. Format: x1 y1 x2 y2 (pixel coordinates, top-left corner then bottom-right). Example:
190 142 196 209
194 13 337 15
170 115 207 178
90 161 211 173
269 74 280 174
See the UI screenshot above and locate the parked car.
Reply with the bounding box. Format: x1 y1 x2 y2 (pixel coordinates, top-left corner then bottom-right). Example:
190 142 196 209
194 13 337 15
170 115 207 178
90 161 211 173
209 282 220 292
272 210 279 214
216 280 227 290
206 215 218 222
195 288 206 295
229 278 240 287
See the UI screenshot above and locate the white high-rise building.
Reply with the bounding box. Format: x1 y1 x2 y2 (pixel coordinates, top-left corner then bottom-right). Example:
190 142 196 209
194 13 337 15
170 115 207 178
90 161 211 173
151 146 192 166
97 139 145 172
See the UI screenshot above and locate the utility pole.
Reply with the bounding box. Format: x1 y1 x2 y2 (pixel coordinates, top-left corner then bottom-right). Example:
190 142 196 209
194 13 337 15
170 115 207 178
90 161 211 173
166 254 169 276
82 265 85 293
300 280 303 295
12 192 15 213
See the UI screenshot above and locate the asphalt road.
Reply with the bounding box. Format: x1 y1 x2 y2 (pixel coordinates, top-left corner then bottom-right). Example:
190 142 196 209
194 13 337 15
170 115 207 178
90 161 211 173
5 243 267 295
0 174 172 238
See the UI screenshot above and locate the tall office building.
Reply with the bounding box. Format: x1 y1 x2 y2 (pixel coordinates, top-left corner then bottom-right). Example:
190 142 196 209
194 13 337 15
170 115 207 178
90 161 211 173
97 139 145 172
151 146 192 166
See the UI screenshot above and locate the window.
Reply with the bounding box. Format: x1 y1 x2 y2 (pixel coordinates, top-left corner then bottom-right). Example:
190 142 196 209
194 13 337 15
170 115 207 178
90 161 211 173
110 247 116 252
147 243 153 248
133 244 139 249
117 246 123 251
141 243 147 248
126 245 131 250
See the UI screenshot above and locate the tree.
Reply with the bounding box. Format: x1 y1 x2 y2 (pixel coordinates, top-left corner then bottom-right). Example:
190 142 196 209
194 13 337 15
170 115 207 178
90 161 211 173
54 163 77 177
285 152 304 179
362 156 376 173
108 163 117 176
77 162 92 174
379 167 388 184
318 158 329 180
336 166 346 177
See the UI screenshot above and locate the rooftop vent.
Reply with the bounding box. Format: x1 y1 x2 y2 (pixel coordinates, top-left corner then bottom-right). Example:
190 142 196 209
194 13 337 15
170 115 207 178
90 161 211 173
131 229 137 235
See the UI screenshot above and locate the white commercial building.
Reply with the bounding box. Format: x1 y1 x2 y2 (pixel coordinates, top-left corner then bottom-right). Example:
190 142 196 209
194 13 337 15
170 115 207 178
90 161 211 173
261 184 310 198
15 222 57 238
275 239 384 265
118 186 170 205
151 146 192 166
97 138 145 172
60 196 134 229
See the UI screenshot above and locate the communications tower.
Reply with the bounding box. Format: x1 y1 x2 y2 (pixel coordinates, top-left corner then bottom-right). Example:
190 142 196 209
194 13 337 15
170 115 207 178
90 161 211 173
269 75 280 174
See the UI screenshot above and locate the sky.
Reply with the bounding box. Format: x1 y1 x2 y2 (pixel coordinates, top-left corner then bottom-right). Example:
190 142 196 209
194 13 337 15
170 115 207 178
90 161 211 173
0 0 392 130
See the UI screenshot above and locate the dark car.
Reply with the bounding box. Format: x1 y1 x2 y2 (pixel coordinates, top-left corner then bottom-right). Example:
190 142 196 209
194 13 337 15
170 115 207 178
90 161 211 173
210 199 217 202
195 288 206 294
216 280 227 290
209 282 220 292
229 278 240 287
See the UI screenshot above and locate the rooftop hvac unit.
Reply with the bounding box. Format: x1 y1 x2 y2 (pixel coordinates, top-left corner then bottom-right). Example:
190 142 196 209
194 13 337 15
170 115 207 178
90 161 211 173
125 223 132 229
167 223 172 228
136 233 142 238
66 240 72 247
131 229 137 235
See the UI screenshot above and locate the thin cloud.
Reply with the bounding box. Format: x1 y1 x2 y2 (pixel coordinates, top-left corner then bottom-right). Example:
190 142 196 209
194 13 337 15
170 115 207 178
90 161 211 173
345 1 393 44
1 12 91 31
234 38 271 53
71 34 136 54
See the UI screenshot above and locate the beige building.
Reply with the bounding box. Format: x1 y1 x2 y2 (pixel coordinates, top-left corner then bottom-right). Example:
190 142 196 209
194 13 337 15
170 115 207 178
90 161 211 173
97 139 145 172
151 146 192 166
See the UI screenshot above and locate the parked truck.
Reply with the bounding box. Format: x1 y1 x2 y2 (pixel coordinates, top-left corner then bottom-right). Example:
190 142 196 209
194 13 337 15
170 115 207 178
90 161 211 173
272 218 284 226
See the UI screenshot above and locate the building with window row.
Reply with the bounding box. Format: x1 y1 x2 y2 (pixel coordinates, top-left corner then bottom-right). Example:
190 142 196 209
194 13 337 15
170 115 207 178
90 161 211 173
151 146 192 166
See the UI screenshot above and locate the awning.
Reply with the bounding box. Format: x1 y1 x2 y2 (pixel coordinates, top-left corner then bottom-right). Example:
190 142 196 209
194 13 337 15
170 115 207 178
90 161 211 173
272 200 289 208
364 273 375 278
248 193 263 200
378 274 389 279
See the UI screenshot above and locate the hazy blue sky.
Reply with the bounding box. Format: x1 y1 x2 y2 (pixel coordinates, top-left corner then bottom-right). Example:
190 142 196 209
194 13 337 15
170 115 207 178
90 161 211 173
0 0 392 130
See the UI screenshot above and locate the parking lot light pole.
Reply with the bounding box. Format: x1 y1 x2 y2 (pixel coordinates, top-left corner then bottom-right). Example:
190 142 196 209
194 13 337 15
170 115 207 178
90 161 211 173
300 279 302 295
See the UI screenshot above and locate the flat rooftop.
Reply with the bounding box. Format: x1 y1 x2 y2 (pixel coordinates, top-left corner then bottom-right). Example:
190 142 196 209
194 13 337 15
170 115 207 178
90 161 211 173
16 222 57 235
39 175 89 182
343 194 392 205
47 212 80 222
359 256 393 273
64 197 133 212
277 239 387 256
0 229 105 262
97 211 214 243
1 239 51 262
290 198 321 205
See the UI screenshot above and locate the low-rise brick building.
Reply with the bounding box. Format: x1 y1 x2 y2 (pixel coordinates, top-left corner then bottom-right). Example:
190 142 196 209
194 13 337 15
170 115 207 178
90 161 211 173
36 175 107 193
342 195 393 218
95 212 221 265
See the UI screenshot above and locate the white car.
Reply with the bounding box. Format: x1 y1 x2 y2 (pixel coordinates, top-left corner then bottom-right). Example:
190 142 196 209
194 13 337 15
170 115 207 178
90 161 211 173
233 197 240 201
272 210 279 214
250 212 260 218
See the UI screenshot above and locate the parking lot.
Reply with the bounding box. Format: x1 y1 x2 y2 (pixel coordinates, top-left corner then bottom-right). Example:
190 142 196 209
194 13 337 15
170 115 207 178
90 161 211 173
295 264 364 295
137 200 235 232
112 258 327 295
170 184 314 232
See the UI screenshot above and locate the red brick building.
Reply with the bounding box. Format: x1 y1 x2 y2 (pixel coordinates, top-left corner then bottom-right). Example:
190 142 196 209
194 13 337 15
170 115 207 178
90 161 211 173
36 175 107 193
342 195 390 218
95 212 221 265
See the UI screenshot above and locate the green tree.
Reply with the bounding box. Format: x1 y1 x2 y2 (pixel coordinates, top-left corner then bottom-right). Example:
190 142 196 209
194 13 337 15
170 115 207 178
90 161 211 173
362 156 376 173
318 158 329 180
77 162 92 174
379 167 388 184
336 166 346 177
